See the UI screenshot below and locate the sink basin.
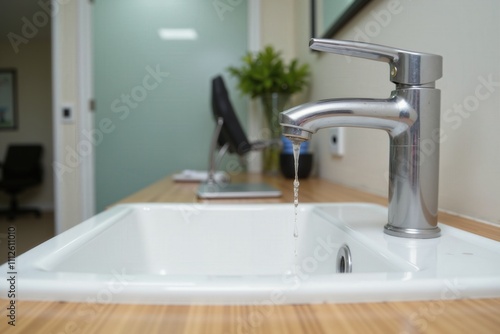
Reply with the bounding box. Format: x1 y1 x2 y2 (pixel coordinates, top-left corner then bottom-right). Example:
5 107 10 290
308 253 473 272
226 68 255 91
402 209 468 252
2 203 500 304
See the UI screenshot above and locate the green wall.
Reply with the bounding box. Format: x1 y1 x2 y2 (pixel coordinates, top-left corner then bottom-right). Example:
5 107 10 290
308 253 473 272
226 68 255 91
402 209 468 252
94 0 248 211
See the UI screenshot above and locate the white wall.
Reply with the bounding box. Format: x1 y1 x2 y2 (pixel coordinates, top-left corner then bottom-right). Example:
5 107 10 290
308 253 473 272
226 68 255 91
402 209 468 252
0 40 53 211
260 0 296 62
293 0 500 225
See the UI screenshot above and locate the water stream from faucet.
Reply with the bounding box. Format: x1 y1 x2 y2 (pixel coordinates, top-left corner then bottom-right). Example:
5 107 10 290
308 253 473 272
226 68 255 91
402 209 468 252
292 142 301 258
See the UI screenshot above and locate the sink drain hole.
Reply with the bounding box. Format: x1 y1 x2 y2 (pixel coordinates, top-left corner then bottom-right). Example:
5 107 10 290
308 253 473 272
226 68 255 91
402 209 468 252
336 244 352 273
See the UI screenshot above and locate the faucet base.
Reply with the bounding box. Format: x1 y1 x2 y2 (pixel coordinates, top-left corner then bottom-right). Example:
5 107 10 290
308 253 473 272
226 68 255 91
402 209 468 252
383 224 441 239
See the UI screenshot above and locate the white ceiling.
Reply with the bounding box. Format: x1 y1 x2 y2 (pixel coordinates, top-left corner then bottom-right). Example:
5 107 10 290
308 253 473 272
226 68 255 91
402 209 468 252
0 0 52 43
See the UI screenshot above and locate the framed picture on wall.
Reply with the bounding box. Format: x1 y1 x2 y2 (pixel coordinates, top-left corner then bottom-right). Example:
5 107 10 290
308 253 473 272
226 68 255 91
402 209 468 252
311 0 371 39
0 69 18 130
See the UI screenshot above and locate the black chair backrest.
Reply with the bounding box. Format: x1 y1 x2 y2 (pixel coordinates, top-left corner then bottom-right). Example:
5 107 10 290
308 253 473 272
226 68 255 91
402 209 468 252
211 76 252 156
3 145 43 181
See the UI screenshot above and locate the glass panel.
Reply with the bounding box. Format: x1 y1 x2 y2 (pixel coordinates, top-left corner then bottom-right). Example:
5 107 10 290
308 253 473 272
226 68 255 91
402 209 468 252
94 0 248 211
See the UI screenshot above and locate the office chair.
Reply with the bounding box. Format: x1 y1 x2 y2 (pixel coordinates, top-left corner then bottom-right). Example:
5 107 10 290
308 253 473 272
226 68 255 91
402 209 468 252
0 144 43 220
197 76 281 198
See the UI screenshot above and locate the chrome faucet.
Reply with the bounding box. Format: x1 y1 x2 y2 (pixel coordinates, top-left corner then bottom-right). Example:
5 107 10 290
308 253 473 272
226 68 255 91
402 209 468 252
280 39 443 239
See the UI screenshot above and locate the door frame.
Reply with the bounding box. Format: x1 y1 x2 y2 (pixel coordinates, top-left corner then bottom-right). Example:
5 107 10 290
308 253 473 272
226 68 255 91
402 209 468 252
52 0 94 234
52 0 260 232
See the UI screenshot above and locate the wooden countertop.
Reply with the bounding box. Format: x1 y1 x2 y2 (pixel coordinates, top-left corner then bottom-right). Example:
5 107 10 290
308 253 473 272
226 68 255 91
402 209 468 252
2 174 500 333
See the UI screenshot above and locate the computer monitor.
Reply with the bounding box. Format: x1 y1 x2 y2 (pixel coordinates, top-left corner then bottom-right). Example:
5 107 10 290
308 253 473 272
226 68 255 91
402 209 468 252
211 75 252 156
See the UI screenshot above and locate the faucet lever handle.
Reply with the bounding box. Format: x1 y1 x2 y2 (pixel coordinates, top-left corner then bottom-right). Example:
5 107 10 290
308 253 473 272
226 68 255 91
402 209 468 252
310 38 442 86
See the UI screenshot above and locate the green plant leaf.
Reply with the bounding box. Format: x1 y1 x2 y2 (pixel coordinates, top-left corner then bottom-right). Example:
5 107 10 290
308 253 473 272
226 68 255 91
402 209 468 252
227 45 310 98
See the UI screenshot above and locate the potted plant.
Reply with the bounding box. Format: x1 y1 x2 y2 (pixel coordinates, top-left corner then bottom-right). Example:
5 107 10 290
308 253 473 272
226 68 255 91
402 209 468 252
228 46 310 174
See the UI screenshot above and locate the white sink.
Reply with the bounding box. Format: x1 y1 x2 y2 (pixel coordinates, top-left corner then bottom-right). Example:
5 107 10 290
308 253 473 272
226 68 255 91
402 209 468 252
2 203 500 304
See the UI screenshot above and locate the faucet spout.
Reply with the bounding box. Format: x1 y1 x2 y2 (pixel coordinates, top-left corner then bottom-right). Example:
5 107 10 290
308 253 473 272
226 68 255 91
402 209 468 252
280 95 414 142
